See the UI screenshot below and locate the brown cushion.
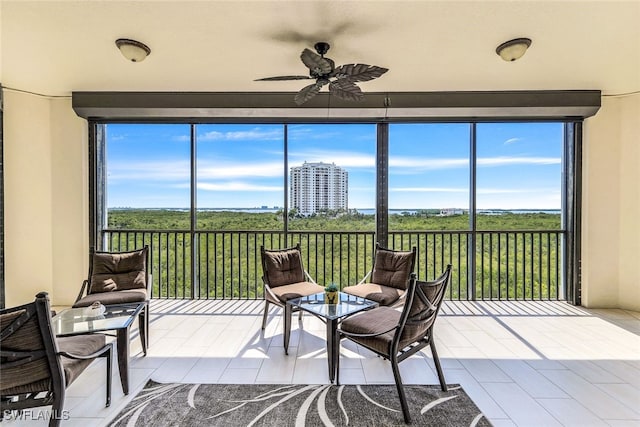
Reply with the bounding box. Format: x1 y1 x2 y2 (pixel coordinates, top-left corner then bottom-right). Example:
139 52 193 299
340 306 401 355
262 248 305 287
90 247 147 293
0 309 50 393
400 280 444 344
73 289 147 307
92 278 117 293
342 283 404 306
370 249 414 290
57 334 107 386
270 281 323 302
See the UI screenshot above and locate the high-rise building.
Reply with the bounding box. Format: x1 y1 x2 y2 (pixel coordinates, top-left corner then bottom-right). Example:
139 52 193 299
290 162 348 215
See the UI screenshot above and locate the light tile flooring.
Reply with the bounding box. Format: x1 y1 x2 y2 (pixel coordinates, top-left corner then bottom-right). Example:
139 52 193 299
4 300 640 426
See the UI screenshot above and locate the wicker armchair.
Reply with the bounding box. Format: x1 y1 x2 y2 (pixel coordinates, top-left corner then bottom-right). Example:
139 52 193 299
342 243 417 307
1 292 112 427
336 266 452 423
73 246 150 354
260 244 323 354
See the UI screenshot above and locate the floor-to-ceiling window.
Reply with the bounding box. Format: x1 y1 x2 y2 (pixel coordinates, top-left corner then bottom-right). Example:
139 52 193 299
475 123 564 300
98 120 568 301
195 124 285 298
287 124 376 287
388 123 471 298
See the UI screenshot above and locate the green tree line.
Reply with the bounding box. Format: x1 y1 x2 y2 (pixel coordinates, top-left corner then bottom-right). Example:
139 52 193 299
106 210 563 301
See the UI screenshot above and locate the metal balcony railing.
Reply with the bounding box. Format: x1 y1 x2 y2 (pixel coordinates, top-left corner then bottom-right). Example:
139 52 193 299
102 229 564 301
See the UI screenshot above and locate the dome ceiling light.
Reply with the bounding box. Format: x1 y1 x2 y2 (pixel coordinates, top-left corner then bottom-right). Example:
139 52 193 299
115 38 151 62
496 38 532 62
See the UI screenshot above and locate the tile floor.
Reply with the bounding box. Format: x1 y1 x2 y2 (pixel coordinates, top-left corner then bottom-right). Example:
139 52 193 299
3 299 639 426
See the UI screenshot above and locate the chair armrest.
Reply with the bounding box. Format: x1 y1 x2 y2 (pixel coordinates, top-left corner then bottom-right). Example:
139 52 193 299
75 279 90 303
263 282 280 302
146 274 153 296
358 270 372 285
58 342 113 361
304 270 317 284
339 325 398 339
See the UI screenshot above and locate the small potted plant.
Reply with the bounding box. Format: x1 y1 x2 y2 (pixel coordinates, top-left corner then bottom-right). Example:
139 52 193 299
324 283 339 304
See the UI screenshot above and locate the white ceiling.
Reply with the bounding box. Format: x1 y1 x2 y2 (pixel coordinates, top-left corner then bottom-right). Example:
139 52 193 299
2 0 639 97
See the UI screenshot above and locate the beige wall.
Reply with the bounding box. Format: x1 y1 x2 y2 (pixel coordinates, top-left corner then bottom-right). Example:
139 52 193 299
3 91 87 307
583 94 640 311
2 90 638 309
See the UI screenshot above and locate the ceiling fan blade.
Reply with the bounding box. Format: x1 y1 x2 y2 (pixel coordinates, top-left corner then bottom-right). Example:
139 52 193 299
300 48 333 76
328 79 364 101
332 64 389 82
255 75 313 81
294 80 328 105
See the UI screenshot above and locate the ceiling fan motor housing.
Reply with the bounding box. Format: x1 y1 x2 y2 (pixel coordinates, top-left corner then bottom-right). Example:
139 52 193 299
314 42 330 55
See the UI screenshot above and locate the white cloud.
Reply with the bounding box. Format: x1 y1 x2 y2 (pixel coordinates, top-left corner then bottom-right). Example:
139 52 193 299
198 128 283 142
288 150 375 168
392 187 557 194
390 158 468 169
109 160 284 181
477 156 560 166
389 156 560 171
108 161 190 181
392 187 468 193
197 182 282 192
477 188 556 194
197 161 283 178
504 137 522 145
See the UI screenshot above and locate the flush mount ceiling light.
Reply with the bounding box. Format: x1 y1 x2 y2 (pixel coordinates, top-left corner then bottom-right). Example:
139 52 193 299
496 38 532 62
115 38 151 62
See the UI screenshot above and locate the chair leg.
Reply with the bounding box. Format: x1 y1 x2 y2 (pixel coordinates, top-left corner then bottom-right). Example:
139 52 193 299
283 303 292 355
335 333 341 386
391 356 411 424
261 299 270 330
105 344 113 407
429 338 447 392
139 305 148 355
48 388 64 427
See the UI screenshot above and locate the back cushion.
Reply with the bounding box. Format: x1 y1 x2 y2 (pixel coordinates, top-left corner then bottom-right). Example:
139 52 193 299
0 309 50 392
262 248 305 287
90 247 147 293
371 249 414 290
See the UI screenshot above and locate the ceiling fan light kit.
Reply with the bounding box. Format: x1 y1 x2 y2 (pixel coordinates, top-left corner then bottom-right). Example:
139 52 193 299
496 37 532 62
256 42 389 105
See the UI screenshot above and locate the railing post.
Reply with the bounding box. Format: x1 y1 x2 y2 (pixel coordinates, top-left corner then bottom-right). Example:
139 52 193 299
376 123 388 247
190 124 199 299
468 123 477 300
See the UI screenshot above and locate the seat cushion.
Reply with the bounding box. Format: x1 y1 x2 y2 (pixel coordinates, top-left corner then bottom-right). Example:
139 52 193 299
371 249 414 290
340 306 401 355
73 289 147 307
270 281 323 302
262 248 305 287
90 247 147 292
57 334 107 386
342 283 404 306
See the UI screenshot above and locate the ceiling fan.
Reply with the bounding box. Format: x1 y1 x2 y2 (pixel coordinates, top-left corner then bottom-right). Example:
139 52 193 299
255 42 388 105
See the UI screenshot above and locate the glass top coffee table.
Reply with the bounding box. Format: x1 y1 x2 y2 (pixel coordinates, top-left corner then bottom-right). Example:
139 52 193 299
287 292 377 383
52 302 146 395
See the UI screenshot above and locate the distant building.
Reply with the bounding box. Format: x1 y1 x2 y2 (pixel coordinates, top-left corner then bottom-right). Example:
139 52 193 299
290 162 348 215
440 208 464 216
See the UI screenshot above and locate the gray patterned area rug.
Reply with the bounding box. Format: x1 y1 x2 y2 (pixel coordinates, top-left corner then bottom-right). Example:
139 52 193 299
109 380 492 426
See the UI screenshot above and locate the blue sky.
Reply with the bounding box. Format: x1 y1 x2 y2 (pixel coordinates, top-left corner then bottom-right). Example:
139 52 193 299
106 122 562 210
